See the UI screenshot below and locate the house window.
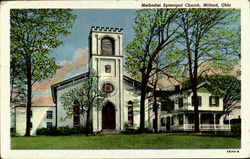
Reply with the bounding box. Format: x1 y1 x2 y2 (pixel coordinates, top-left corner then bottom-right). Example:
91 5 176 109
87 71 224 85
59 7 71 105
30 110 32 118
209 96 219 107
105 65 111 73
161 100 175 112
101 37 114 56
30 122 33 129
47 111 53 119
47 122 53 129
171 117 174 125
161 118 166 126
161 102 168 111
178 98 183 108
192 96 202 106
128 101 134 126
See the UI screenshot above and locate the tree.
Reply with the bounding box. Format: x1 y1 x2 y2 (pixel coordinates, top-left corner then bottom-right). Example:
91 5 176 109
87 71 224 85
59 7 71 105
206 75 241 116
59 72 108 135
10 9 76 136
125 9 183 132
166 9 240 132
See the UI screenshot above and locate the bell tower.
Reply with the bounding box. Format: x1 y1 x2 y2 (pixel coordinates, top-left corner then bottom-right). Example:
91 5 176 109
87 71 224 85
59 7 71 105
89 26 124 132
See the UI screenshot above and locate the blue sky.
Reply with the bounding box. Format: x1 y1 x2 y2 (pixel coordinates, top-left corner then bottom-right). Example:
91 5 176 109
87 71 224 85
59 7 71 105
53 9 137 62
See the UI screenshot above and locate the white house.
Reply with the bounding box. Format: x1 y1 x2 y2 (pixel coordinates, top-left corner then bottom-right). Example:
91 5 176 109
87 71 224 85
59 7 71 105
15 106 55 136
159 82 231 132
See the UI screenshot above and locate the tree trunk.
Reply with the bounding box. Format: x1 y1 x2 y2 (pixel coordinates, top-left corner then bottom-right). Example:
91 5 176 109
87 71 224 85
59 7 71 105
192 80 199 133
25 58 32 136
85 108 92 136
139 74 148 133
153 92 158 133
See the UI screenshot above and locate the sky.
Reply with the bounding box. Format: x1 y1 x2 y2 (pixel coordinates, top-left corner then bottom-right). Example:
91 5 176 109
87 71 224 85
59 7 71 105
32 9 138 106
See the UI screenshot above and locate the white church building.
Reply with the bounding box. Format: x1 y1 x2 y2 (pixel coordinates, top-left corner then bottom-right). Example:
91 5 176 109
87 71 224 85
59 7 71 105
14 26 231 136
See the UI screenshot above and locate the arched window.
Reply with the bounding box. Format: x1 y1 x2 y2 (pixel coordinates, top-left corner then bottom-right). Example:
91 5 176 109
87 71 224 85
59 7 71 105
73 100 80 127
128 100 134 126
101 37 114 55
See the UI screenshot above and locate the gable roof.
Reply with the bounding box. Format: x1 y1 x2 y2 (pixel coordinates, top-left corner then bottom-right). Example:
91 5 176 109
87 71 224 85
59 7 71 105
185 81 211 92
185 80 224 94
50 72 150 104
51 72 88 103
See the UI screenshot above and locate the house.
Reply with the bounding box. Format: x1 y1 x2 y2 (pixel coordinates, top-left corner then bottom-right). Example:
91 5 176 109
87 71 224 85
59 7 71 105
15 106 55 135
159 82 231 132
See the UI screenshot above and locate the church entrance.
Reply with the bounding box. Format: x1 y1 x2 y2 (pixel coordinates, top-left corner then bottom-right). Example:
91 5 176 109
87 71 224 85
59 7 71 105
102 102 116 129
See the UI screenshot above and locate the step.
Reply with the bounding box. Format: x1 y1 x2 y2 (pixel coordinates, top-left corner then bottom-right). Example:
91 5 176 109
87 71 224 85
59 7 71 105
100 129 121 134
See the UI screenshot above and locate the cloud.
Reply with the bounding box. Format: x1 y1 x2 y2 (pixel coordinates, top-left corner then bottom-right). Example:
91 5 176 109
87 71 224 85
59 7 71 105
33 48 89 92
32 48 89 106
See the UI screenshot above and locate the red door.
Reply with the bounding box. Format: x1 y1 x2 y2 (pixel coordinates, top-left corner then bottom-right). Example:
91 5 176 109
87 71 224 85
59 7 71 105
102 102 115 129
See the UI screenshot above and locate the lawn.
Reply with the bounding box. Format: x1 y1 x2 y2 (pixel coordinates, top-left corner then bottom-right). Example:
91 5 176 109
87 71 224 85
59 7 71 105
11 133 240 149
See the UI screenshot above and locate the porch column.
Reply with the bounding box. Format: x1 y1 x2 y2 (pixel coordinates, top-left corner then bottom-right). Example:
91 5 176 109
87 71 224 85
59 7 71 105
213 113 216 130
165 117 167 128
199 113 201 129
97 109 99 131
170 116 172 131
183 114 186 130
228 114 231 131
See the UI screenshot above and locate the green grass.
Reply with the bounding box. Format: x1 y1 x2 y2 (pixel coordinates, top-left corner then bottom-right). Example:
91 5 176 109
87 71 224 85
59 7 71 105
11 133 240 149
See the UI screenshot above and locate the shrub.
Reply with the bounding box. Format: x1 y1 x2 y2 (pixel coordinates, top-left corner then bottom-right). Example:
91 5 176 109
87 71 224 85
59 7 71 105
11 127 16 133
36 126 86 136
10 128 20 137
122 122 139 134
36 127 49 135
231 124 241 135
145 122 153 133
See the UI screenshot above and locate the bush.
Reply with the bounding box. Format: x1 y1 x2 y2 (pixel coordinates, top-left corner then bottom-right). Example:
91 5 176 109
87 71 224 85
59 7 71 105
36 126 86 136
10 127 20 137
11 127 16 133
145 123 153 133
231 124 241 135
122 122 139 134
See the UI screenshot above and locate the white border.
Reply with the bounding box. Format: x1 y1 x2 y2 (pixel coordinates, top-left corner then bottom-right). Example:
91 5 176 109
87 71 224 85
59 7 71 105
1 0 250 158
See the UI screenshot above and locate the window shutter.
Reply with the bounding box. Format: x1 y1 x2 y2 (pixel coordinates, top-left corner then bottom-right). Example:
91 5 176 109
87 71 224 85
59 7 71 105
199 96 202 106
216 96 219 106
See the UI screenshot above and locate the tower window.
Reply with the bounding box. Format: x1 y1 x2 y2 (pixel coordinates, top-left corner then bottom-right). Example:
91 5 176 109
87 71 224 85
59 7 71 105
105 65 111 73
101 37 114 56
102 83 114 93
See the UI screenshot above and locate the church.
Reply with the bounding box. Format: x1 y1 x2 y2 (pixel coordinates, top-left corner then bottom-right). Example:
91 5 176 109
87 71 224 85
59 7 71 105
50 26 153 133
14 26 232 136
